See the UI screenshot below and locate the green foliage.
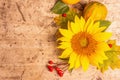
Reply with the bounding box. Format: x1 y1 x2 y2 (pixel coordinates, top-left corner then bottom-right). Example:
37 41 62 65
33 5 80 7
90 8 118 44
54 8 82 29
99 20 111 27
51 0 69 14
95 20 111 31
98 40 120 72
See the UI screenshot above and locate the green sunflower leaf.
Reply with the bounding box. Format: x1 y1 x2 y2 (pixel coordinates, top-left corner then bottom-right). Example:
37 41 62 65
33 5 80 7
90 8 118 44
99 20 111 27
96 20 111 31
51 0 69 14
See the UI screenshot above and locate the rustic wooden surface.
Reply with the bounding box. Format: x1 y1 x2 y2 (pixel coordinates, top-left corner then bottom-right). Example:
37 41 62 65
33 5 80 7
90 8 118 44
0 0 120 80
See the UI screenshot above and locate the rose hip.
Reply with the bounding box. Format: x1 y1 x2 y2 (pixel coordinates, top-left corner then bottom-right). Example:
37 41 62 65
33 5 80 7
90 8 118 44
57 70 64 77
47 65 54 72
48 60 54 64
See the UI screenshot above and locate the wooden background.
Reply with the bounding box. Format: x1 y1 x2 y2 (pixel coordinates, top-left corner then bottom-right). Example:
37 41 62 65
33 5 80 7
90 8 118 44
0 0 120 80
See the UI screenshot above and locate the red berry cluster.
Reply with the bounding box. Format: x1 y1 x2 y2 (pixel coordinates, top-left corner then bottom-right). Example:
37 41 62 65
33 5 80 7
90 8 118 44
47 60 68 77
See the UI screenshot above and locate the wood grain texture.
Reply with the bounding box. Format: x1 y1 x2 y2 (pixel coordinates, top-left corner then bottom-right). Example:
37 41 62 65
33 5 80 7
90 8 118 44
0 0 120 80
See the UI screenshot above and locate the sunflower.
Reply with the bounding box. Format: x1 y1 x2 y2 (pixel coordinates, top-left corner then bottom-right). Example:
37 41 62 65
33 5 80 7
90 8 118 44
57 16 112 71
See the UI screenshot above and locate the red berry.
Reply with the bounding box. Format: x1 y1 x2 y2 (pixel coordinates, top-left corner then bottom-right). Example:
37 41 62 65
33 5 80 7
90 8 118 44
47 65 54 72
108 44 112 48
62 13 67 17
57 70 64 77
55 67 61 71
48 60 54 64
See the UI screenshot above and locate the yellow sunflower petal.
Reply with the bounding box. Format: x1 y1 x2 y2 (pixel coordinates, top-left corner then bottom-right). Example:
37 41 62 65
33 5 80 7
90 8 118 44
100 52 108 60
75 15 80 22
94 27 106 33
59 48 73 58
80 17 85 27
68 16 80 33
87 22 99 34
89 22 106 34
77 16 85 32
71 22 78 33
75 16 82 29
86 19 94 33
59 28 74 39
57 42 71 49
67 21 72 31
89 54 99 66
93 21 100 28
74 16 86 33
68 52 77 70
94 51 108 64
68 16 85 34
74 55 81 69
57 37 70 42
93 32 112 41
96 56 104 64
90 22 100 34
89 22 107 34
97 42 110 51
81 56 89 71
84 17 94 32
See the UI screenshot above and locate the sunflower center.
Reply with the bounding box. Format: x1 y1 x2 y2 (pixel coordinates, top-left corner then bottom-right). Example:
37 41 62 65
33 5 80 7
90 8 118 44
79 38 88 47
71 32 97 56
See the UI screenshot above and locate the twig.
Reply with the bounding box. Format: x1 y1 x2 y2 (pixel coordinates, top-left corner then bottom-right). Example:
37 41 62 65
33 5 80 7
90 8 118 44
16 2 26 22
20 69 25 80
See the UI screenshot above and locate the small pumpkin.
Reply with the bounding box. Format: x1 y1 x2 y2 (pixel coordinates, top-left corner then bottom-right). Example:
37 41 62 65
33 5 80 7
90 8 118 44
62 0 80 4
83 1 107 21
